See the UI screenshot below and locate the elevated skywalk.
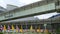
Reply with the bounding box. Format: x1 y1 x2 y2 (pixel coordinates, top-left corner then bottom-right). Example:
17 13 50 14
0 0 59 22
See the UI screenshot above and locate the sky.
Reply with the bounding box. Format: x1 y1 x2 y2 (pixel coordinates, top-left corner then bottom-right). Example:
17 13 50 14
0 0 42 8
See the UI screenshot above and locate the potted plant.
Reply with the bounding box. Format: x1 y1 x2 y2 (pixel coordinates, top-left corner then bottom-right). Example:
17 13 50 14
0 32 3 34
56 28 60 34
